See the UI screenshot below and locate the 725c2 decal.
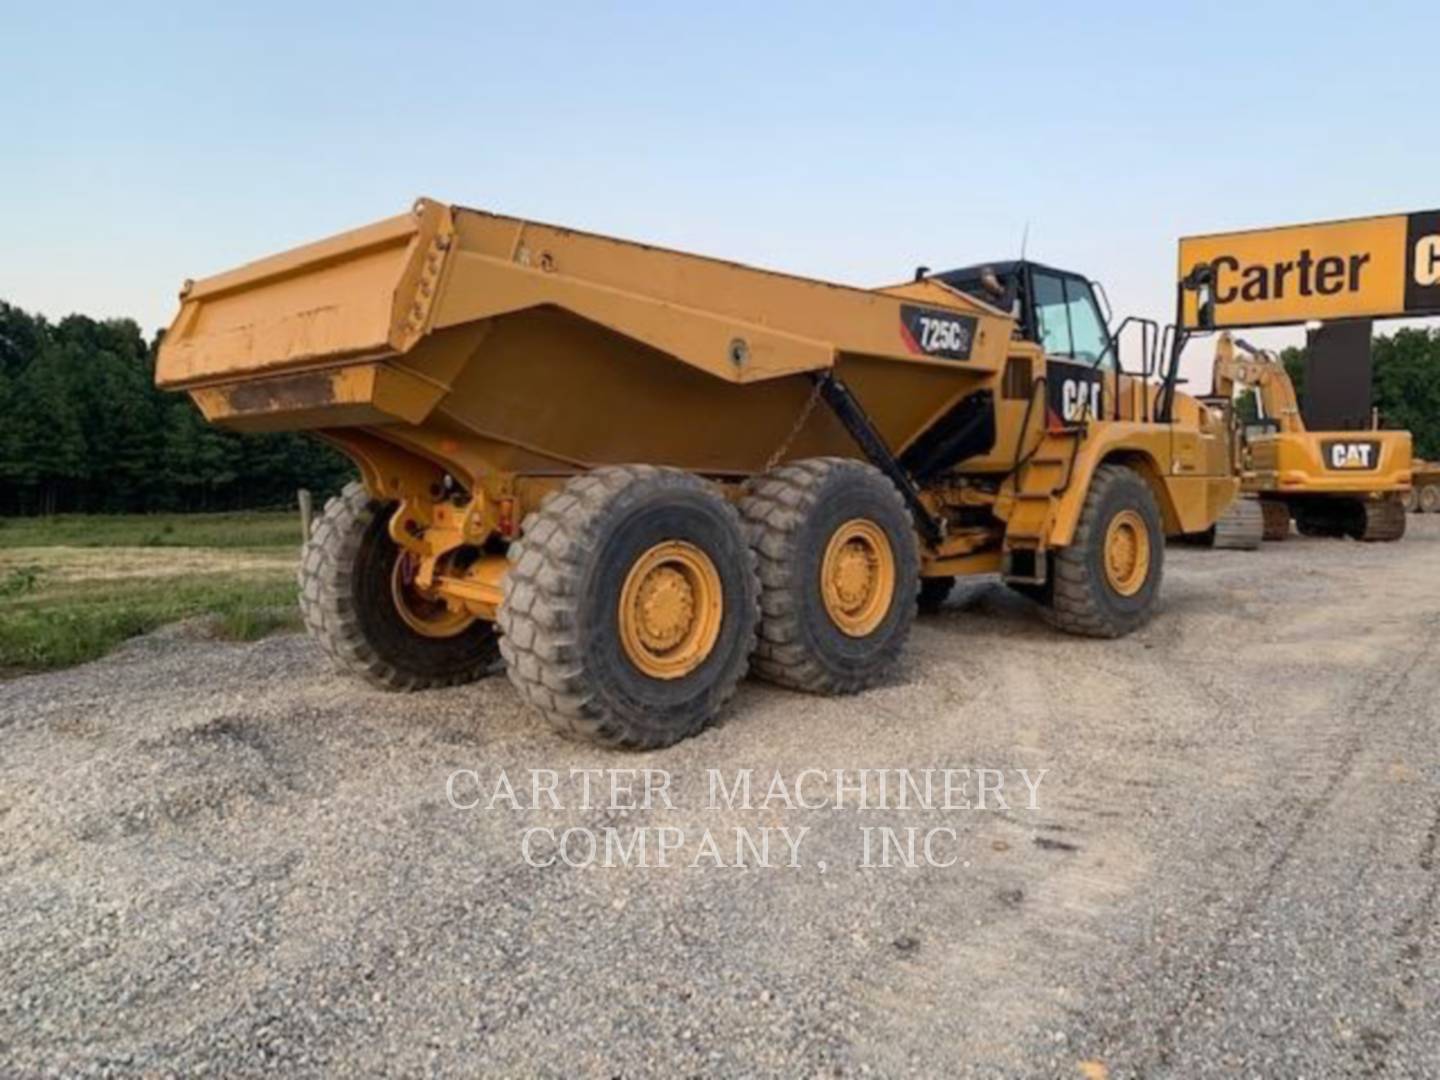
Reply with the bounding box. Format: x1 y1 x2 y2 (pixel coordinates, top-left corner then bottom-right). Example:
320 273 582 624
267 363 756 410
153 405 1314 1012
899 305 977 361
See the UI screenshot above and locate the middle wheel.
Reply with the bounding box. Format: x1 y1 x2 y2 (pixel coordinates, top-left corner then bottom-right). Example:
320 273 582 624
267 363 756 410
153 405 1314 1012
498 465 759 750
740 457 920 694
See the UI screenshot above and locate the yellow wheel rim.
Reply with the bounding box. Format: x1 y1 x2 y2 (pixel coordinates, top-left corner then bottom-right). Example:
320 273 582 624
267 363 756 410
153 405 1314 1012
1103 509 1151 597
819 518 896 637
391 553 476 638
618 541 724 679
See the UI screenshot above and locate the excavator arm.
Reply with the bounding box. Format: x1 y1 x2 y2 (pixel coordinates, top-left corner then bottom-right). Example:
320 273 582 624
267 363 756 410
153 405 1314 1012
1210 332 1304 433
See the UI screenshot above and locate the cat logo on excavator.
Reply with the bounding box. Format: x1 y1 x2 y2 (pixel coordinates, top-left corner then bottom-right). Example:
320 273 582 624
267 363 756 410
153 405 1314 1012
1323 441 1380 470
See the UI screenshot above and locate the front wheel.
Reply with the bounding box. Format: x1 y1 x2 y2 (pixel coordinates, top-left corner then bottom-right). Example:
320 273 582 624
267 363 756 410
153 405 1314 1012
1046 464 1164 638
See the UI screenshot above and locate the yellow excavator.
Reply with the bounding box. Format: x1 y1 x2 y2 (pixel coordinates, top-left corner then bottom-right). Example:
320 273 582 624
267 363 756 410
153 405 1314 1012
1205 332 1410 542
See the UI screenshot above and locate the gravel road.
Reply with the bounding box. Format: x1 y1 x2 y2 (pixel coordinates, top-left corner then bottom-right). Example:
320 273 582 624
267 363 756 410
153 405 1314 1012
3 519 1437 1078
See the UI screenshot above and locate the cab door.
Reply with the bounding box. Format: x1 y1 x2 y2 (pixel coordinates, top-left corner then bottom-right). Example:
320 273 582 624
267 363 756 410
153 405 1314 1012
1029 269 1112 428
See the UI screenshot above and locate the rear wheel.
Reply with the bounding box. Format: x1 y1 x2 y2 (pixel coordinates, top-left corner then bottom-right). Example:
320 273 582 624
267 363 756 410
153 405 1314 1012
740 458 919 694
1403 488 1420 514
298 481 499 690
498 466 758 749
1420 484 1440 514
1047 464 1164 638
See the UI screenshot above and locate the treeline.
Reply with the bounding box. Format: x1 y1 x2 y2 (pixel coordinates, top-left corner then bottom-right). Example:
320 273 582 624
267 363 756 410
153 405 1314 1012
0 301 353 516
2 297 1438 517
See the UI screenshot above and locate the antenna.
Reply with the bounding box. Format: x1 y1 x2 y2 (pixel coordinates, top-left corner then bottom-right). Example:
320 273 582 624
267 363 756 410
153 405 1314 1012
1020 219 1031 260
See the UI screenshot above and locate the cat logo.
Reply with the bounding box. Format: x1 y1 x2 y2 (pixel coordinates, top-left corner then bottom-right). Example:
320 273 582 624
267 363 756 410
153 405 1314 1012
1415 233 1440 287
1060 378 1101 422
1322 440 1380 471
1044 359 1104 430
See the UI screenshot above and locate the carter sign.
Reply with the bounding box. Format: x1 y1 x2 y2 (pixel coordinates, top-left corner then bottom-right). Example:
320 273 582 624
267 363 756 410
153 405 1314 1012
1180 210 1440 329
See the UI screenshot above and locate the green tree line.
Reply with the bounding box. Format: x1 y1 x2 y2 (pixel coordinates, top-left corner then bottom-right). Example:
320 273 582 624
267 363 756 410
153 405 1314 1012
0 300 353 515
1 297 1437 517
1274 328 1440 457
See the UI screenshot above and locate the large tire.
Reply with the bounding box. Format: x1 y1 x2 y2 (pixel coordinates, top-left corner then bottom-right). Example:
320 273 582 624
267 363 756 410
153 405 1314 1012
1403 488 1420 514
1047 464 1164 638
1420 484 1440 514
739 458 920 694
498 466 758 750
298 481 500 690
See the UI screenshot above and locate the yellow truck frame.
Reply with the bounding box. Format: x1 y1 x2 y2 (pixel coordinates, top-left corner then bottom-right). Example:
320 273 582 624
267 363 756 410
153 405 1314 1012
1403 460 1440 514
156 198 1235 747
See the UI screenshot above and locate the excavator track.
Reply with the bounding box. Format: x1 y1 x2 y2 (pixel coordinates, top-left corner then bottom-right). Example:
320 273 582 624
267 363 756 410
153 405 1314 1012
1210 496 1265 550
1259 499 1291 541
1354 497 1407 542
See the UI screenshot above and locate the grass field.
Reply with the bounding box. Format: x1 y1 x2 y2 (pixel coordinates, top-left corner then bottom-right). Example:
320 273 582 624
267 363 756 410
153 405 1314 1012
0 511 304 675
0 511 304 550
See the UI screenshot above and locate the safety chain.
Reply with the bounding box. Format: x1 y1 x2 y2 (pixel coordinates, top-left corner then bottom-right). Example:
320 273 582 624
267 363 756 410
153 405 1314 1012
762 375 827 474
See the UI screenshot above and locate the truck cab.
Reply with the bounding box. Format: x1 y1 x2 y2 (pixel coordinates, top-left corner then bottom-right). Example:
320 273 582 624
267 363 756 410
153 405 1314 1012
929 259 1153 431
934 260 1116 370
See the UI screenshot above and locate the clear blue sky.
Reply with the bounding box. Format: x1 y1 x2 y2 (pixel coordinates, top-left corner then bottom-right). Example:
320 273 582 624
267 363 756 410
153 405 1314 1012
4 1 1436 379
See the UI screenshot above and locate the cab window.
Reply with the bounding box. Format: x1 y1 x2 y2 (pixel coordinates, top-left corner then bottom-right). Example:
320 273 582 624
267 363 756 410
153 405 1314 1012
1064 280 1110 366
1032 271 1112 368
1032 272 1071 356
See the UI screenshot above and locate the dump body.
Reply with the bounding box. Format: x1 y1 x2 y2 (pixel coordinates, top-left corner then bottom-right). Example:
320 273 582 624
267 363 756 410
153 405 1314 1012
158 198 1016 480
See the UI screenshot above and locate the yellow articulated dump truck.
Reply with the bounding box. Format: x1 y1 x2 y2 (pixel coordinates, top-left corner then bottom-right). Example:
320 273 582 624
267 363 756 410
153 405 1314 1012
157 198 1236 748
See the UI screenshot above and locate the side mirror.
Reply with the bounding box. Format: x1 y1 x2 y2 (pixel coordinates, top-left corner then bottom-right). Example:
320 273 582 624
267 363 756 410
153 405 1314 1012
1181 262 1216 330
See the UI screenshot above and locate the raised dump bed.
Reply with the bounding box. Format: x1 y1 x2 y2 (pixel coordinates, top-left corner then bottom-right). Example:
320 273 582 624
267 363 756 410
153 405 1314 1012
158 198 1014 475
159 198 1236 748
